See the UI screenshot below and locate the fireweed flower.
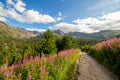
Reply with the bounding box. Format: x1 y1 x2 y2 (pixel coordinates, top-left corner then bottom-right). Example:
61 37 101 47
0 49 78 80
26 74 32 80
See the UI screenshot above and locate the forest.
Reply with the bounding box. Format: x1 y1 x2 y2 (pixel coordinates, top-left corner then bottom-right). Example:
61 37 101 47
0 30 80 80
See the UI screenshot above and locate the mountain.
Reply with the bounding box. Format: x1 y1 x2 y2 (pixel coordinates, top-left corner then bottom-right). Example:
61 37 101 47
53 30 65 36
0 21 120 40
0 22 36 40
33 30 65 38
68 30 120 39
29 29 120 40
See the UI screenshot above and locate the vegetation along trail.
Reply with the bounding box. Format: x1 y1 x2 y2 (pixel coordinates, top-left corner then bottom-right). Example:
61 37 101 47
77 52 118 80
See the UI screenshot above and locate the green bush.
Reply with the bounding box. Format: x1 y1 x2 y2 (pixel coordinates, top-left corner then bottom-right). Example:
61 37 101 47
89 37 120 78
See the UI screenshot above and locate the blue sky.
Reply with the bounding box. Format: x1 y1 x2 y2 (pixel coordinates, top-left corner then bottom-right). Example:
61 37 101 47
0 0 120 33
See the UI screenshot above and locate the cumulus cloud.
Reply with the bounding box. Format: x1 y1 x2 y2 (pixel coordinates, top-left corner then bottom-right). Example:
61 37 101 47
7 0 14 5
14 0 26 12
49 22 96 33
56 17 63 22
49 22 78 33
56 11 63 21
50 11 120 33
7 0 26 12
100 11 120 21
0 16 7 22
0 3 7 17
0 0 56 23
0 2 7 22
23 10 55 23
26 28 46 32
6 8 55 23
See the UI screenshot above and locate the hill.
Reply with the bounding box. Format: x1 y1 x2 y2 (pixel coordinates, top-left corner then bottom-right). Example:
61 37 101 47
0 22 36 41
68 30 120 40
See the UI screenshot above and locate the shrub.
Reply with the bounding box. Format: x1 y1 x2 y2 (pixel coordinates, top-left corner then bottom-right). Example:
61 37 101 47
89 37 120 78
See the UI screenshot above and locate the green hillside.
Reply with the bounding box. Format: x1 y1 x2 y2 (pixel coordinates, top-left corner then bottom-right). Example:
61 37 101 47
69 30 120 40
0 22 35 41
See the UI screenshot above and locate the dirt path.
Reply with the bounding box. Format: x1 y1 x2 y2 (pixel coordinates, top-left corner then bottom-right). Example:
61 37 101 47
77 52 118 80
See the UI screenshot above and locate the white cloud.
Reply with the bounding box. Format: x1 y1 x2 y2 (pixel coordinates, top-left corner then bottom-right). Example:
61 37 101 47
6 8 55 23
25 28 46 32
73 18 101 25
56 17 62 21
0 3 7 17
0 0 56 23
49 22 78 33
56 11 63 21
49 22 97 33
0 2 7 22
0 16 7 22
23 10 55 23
88 0 120 13
7 0 26 12
50 11 120 33
100 11 120 21
58 12 62 17
14 0 26 12
7 8 23 22
7 0 14 5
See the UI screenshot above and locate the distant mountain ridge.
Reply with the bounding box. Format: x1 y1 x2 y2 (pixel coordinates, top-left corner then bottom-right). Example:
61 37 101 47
53 30 65 36
0 22 120 40
68 30 120 39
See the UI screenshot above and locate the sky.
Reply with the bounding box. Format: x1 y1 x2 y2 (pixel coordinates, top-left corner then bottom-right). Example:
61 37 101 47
0 0 120 33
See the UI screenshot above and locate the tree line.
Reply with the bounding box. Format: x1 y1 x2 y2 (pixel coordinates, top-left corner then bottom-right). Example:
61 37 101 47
0 30 78 66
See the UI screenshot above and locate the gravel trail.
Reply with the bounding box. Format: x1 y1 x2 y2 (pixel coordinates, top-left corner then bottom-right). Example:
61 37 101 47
77 52 118 80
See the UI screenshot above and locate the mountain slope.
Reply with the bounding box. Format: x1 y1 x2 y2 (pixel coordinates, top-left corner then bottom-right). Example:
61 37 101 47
53 30 65 36
68 30 120 39
32 29 120 40
0 22 36 40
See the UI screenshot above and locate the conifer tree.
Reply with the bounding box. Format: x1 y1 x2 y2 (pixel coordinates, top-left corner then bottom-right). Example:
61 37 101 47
61 35 77 50
42 30 57 55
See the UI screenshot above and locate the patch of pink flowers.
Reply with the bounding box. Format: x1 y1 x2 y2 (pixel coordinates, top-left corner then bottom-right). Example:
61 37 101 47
92 37 120 60
0 49 79 80
93 37 120 50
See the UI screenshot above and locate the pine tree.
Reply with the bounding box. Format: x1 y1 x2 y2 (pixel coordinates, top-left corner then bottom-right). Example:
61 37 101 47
42 30 57 55
61 35 77 50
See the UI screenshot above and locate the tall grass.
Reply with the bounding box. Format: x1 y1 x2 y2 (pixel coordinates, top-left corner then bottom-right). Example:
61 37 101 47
89 37 120 78
0 49 80 80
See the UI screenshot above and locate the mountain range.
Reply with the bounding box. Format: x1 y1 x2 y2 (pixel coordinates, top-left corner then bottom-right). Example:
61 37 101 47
0 21 120 40
68 30 120 39
52 29 120 40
